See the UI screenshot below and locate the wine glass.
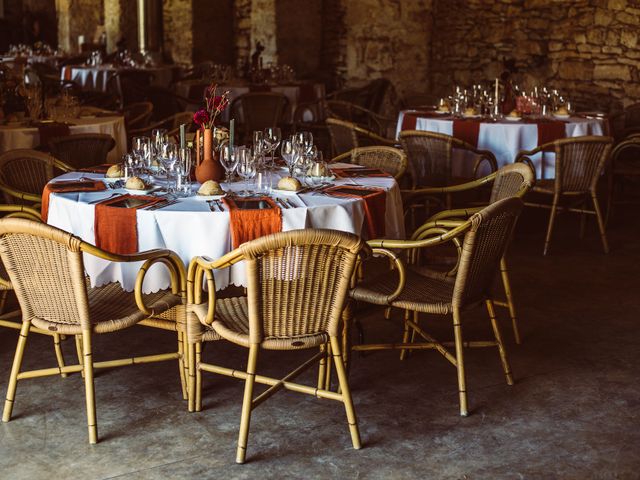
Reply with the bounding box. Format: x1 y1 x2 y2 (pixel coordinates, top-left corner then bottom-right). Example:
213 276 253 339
157 142 178 191
176 147 192 196
253 130 266 170
151 128 169 164
236 150 256 197
220 145 239 183
264 127 281 168
281 136 301 177
294 131 314 156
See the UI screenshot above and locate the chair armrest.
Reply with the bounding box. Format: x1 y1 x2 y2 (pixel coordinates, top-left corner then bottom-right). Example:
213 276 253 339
471 149 498 177
0 183 42 204
401 172 497 203
514 155 537 179
0 204 42 222
361 247 406 303
330 151 352 164
412 213 480 240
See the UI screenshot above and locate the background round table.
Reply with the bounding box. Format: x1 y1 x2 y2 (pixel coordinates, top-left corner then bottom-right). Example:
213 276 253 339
61 65 176 91
46 166 405 293
0 115 127 162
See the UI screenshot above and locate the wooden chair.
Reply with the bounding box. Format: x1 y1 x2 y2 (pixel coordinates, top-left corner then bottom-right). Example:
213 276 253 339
49 134 116 169
515 136 613 255
0 218 187 444
606 134 640 224
402 163 535 344
331 146 407 181
229 92 289 144
349 197 524 416
326 118 395 157
0 149 73 207
187 229 368 463
325 99 395 137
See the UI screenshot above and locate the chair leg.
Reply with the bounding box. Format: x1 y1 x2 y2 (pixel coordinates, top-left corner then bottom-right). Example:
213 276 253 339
187 342 197 412
330 336 361 450
543 195 560 256
317 344 327 390
500 258 521 345
75 334 85 378
177 332 187 400
2 320 30 423
399 309 412 361
452 309 468 416
486 300 514 386
52 333 68 378
236 344 259 464
0 290 9 314
195 342 203 412
592 192 610 254
81 330 98 444
579 199 587 239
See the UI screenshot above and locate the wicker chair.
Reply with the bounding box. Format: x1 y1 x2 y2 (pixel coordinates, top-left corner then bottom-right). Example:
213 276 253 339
402 163 535 344
606 134 640 224
326 118 396 157
326 100 396 137
123 101 153 130
0 149 73 207
128 112 194 140
49 134 116 169
187 229 368 463
229 92 289 144
0 218 187 444
515 136 613 255
349 197 524 416
331 146 407 181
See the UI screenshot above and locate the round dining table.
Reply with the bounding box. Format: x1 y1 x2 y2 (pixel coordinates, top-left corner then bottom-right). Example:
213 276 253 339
396 110 606 178
0 115 127 162
61 65 177 91
45 164 405 293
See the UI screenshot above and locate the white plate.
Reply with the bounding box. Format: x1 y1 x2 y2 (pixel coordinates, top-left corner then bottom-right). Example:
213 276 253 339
553 114 571 120
193 193 227 200
504 116 523 122
272 188 302 196
103 176 124 183
125 187 155 195
435 110 451 115
462 114 481 119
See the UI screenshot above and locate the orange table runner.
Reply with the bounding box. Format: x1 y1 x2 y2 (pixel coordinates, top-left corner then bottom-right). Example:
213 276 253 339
94 194 163 255
41 179 107 222
537 120 566 151
452 119 481 147
222 196 282 249
323 185 386 239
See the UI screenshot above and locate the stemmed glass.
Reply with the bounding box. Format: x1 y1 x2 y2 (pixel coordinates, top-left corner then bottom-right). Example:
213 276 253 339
294 131 314 156
151 128 169 169
132 136 151 179
252 130 266 170
281 136 302 177
157 142 178 192
263 127 281 168
236 149 256 196
176 147 192 196
220 145 239 183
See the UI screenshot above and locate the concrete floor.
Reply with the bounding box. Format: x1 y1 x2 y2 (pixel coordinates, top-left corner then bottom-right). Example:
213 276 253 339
1 208 639 479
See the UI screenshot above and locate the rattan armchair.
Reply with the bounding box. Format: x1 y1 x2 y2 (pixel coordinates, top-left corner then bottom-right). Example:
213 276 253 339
187 229 368 463
49 133 116 169
349 197 524 417
0 218 187 444
0 149 73 207
606 134 640 224
128 112 194 140
325 100 396 137
331 146 407 181
326 117 396 157
515 136 613 255
229 92 289 144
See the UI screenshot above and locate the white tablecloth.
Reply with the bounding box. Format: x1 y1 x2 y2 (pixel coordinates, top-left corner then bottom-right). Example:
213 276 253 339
46 166 404 293
396 112 605 178
0 116 127 162
61 65 175 91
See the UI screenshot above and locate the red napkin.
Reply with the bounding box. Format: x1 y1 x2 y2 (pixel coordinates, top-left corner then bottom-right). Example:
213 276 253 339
323 185 386 239
38 123 70 150
94 194 163 255
452 119 481 147
331 168 392 178
537 120 566 151
41 179 107 222
222 196 282 249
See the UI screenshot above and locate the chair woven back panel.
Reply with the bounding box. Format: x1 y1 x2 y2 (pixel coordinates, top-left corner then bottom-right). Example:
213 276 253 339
0 156 52 199
490 170 527 203
327 120 357 155
0 232 84 326
400 133 452 187
241 94 287 132
353 148 404 177
556 140 609 192
50 135 115 169
452 198 523 308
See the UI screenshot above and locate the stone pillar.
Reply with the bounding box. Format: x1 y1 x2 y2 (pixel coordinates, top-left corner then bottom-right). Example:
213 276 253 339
162 0 193 64
55 0 103 54
104 0 138 53
250 0 277 66
137 0 162 56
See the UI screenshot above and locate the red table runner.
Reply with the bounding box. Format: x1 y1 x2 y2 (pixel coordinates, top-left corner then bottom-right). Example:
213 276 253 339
323 185 386 239
41 179 106 222
452 119 481 147
222 196 282 249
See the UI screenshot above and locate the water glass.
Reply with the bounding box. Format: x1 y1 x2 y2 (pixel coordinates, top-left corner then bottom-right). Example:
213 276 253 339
281 137 301 177
220 145 238 183
237 150 256 196
264 127 281 168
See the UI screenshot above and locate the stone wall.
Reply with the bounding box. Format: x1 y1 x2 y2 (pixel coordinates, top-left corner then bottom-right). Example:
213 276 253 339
56 0 103 54
431 0 640 112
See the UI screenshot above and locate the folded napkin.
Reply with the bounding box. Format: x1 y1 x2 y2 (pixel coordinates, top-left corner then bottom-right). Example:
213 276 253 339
38 122 70 150
452 119 481 148
322 185 386 239
78 164 113 174
331 168 392 178
41 179 107 222
537 120 566 151
222 196 282 249
94 194 163 255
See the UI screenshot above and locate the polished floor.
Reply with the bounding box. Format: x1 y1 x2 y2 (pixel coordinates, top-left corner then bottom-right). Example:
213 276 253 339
1 208 639 479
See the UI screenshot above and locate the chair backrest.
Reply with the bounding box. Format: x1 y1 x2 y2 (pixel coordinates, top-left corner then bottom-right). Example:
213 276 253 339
399 130 454 188
489 163 536 203
232 92 288 135
553 136 613 192
349 146 407 180
0 218 90 330
240 229 365 342
123 101 153 129
0 149 58 201
326 117 358 155
452 197 523 309
49 134 116 169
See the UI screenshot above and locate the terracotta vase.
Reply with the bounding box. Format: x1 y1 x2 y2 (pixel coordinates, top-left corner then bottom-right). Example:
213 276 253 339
195 128 224 183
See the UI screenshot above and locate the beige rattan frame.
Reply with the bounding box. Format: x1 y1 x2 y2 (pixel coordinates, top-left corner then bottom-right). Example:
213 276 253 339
186 229 368 463
0 218 187 444
326 117 396 157
330 146 408 181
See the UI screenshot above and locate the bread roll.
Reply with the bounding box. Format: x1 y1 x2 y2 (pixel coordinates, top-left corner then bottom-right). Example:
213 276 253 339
508 110 521 118
125 176 146 190
106 164 123 178
463 107 477 116
555 106 569 115
277 177 301 191
197 180 224 196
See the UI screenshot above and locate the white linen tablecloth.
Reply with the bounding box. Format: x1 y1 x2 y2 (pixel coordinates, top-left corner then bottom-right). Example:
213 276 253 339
395 112 605 178
46 168 404 293
0 115 127 162
61 65 175 91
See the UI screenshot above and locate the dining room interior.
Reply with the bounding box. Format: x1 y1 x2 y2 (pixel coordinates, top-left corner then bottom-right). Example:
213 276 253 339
0 0 639 478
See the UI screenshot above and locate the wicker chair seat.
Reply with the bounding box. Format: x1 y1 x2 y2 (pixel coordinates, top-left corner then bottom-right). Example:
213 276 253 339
531 179 586 196
351 267 455 315
30 282 181 335
192 296 329 350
